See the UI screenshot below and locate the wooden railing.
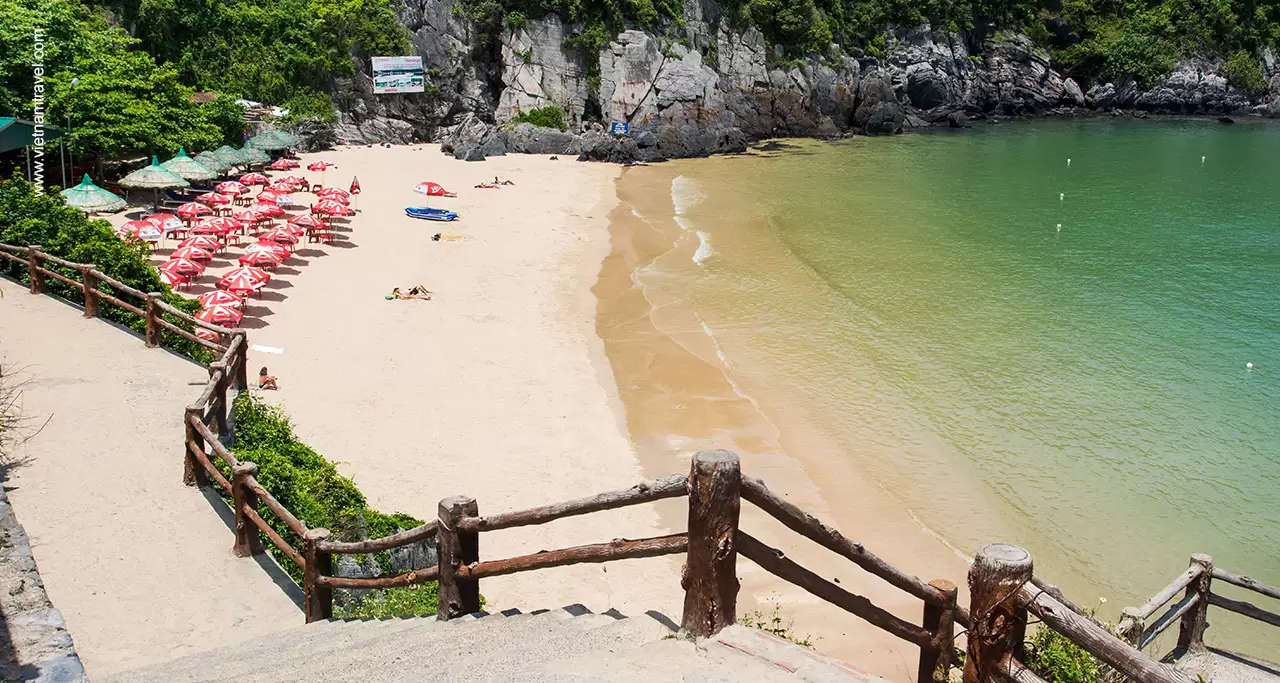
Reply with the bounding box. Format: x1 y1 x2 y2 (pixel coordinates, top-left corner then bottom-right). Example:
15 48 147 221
6 240 1277 683
1115 555 1280 656
0 244 235 354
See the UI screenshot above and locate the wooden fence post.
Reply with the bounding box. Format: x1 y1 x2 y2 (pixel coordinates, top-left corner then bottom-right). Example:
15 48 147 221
1175 554 1212 654
919 578 958 683
145 293 162 347
303 528 333 623
27 245 44 294
963 544 1033 683
234 331 249 391
436 495 480 620
209 361 229 437
183 406 207 487
1117 607 1144 649
232 463 264 557
80 265 99 318
680 449 741 638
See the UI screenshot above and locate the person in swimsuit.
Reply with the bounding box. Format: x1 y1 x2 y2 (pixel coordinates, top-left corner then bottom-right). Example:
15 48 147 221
258 367 279 390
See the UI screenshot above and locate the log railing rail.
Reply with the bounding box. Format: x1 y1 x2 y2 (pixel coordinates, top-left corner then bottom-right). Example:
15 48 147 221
6 240 1276 683
1117 556 1280 653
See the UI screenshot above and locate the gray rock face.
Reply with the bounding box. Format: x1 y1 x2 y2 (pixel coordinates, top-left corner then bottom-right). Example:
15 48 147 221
1132 58 1250 113
329 6 1274 160
440 113 507 160
495 17 591 126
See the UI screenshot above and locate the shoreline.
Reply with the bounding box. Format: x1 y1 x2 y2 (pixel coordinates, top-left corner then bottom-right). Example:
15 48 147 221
594 162 973 681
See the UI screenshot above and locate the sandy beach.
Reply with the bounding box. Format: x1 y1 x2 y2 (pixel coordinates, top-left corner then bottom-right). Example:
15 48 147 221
90 142 970 681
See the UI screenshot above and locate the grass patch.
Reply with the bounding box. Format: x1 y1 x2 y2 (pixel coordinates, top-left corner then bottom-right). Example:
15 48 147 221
739 601 817 648
226 395 440 617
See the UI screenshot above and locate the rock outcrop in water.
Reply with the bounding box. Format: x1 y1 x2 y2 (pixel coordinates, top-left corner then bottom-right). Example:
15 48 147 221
322 0 1279 159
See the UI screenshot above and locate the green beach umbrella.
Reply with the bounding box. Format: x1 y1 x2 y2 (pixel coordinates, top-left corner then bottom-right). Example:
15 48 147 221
213 145 250 168
246 129 291 151
238 145 271 165
161 147 217 182
118 155 190 208
59 174 126 213
118 156 189 190
194 150 231 175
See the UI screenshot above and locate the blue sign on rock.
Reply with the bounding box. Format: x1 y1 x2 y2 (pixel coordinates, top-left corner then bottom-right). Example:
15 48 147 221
610 122 630 136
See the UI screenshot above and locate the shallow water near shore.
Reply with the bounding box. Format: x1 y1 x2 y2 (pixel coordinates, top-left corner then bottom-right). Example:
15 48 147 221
600 119 1280 657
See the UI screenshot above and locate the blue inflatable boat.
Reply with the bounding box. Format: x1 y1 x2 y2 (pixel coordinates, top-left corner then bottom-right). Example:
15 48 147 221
405 207 459 221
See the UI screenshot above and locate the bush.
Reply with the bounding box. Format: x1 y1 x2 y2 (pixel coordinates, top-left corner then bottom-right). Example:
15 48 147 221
0 175 209 363
1224 50 1268 95
228 395 440 617
1024 621 1121 683
510 105 569 130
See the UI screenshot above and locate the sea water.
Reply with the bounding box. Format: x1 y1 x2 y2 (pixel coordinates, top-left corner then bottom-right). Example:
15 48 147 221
606 119 1280 656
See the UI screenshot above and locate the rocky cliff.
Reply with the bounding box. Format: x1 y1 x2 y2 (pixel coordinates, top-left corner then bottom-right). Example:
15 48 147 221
327 0 1280 160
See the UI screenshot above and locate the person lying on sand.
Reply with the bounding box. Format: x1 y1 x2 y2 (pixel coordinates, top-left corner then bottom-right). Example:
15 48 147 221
258 367 279 390
494 176 515 186
475 182 500 189
388 286 432 300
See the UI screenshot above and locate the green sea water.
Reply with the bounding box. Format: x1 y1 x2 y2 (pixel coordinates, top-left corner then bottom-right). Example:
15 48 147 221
633 119 1280 654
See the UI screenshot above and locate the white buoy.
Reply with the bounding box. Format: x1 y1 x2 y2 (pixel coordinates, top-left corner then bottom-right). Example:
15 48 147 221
1060 192 1065 201
1056 223 1062 232
1067 158 1072 166
1202 156 1206 164
1247 362 1254 370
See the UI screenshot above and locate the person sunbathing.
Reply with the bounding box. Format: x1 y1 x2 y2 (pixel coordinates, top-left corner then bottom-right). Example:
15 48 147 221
475 182 500 189
258 367 279 390
494 176 516 186
390 286 432 300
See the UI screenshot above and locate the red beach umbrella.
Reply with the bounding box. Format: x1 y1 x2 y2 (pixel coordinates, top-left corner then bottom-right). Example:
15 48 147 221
170 245 213 262
255 191 279 204
269 158 295 171
177 202 212 220
315 186 349 199
215 181 248 196
233 208 264 223
219 266 270 292
191 221 229 236
248 202 286 217
307 161 335 171
196 304 244 327
158 269 188 288
160 257 206 276
245 242 290 260
195 192 230 206
260 227 299 246
198 290 244 309
195 327 221 343
313 199 350 216
413 182 452 197
118 220 160 241
203 216 244 234
289 214 325 230
144 213 182 232
180 235 222 251
239 249 284 268
240 172 270 186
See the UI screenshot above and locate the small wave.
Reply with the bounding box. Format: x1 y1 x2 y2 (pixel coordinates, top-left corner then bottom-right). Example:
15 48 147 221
631 207 644 219
693 231 713 265
671 175 704 233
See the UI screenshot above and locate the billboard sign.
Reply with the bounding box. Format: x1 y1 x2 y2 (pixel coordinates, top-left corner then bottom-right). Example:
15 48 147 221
372 56 425 94
610 121 630 136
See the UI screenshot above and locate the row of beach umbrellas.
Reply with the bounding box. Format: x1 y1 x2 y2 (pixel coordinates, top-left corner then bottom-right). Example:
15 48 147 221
59 129 303 213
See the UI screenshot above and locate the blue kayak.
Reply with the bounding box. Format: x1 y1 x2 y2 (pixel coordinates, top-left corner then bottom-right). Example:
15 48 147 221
405 207 458 221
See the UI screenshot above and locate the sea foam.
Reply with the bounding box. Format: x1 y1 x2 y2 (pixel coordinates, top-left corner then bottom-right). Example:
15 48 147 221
672 175 712 264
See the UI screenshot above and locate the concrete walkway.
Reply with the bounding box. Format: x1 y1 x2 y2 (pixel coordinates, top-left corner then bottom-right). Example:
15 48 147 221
0 290 301 678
